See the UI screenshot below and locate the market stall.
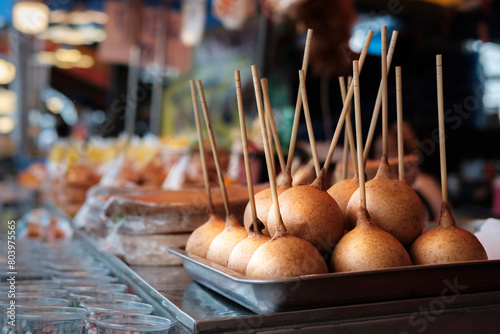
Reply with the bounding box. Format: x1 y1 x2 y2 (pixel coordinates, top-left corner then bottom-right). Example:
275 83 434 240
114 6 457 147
1 1 500 333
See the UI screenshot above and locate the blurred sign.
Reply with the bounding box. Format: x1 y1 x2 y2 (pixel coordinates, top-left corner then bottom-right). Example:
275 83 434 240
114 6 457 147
98 1 192 73
97 1 139 64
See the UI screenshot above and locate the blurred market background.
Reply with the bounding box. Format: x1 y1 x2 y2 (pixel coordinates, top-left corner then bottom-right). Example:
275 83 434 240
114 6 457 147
0 0 500 226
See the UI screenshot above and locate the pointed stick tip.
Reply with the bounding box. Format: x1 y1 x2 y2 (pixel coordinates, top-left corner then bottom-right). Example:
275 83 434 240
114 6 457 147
436 54 443 65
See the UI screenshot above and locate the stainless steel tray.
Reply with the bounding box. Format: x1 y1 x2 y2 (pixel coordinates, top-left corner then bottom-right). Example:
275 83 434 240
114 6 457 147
169 246 500 314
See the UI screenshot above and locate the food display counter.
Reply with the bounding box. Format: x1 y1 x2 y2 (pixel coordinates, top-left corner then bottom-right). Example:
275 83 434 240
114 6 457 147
72 230 500 333
2 1 500 333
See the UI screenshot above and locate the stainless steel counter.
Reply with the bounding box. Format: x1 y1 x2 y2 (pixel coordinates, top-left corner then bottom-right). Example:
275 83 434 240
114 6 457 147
76 232 500 333
130 264 500 333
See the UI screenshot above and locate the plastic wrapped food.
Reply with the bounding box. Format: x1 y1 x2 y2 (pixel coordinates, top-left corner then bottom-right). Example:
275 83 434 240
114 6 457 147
49 138 120 217
73 185 161 235
100 135 188 189
101 184 267 235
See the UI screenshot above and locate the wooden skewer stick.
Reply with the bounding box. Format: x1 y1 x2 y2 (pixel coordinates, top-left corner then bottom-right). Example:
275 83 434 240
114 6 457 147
363 30 399 164
436 54 448 204
353 60 366 209
252 65 287 237
235 71 257 222
196 80 231 218
339 76 357 179
381 25 389 158
285 29 313 176
341 77 349 180
262 78 286 175
322 30 374 174
190 80 215 214
345 76 357 174
260 80 277 175
395 66 405 182
264 104 276 175
341 143 349 180
299 69 321 177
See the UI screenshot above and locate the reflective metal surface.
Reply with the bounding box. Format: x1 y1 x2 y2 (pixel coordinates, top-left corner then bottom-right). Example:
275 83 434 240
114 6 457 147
169 246 500 314
75 232 500 333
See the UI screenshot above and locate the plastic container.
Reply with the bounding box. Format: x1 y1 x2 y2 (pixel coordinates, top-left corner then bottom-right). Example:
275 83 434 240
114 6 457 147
0 269 52 281
80 300 154 316
0 290 67 299
15 253 96 264
2 307 87 333
0 297 70 328
54 275 119 285
70 292 141 307
51 265 110 275
0 286 63 295
92 314 173 333
45 256 101 266
0 265 49 272
52 271 115 280
63 283 128 294
0 280 60 290
0 297 69 307
48 262 107 271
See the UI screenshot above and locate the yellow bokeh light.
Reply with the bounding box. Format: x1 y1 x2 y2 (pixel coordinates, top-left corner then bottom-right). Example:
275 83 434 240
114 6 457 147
13 2 50 35
0 60 16 85
36 50 95 69
37 25 107 45
0 90 17 115
46 96 64 114
77 55 94 68
0 116 15 134
49 9 108 25
55 48 82 63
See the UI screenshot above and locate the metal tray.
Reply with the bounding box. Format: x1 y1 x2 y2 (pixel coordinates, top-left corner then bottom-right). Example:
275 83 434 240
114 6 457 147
169 246 500 314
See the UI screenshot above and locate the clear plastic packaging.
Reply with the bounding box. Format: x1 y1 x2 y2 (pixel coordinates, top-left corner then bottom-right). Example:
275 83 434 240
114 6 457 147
0 280 60 290
0 290 67 299
73 185 161 235
69 292 142 307
80 300 154 316
0 268 52 281
48 263 107 271
2 306 87 333
0 298 70 328
99 135 170 189
52 267 112 275
54 275 119 285
50 137 120 216
93 314 173 333
63 283 128 294
101 183 263 235
51 271 115 280
0 297 69 306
